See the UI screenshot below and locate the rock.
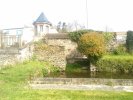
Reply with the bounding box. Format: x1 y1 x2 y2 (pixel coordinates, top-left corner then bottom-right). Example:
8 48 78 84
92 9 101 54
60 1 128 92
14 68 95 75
90 64 97 72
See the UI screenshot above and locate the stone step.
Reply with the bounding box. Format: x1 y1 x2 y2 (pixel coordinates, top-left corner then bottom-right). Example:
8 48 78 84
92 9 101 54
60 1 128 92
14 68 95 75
29 78 133 86
29 84 133 92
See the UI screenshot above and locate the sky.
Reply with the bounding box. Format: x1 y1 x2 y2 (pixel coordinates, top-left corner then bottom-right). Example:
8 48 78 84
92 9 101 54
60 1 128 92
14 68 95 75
0 0 133 32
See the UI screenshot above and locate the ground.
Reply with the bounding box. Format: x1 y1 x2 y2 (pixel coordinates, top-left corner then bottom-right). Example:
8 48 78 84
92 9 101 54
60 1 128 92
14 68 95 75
0 61 133 100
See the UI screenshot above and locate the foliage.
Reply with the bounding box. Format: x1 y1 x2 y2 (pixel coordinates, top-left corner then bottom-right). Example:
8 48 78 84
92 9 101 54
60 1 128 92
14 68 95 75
96 55 133 73
0 61 133 99
78 33 106 63
68 29 94 42
42 62 61 77
126 31 133 54
65 63 82 73
103 32 114 45
34 39 48 51
62 22 67 32
57 21 67 33
112 44 127 55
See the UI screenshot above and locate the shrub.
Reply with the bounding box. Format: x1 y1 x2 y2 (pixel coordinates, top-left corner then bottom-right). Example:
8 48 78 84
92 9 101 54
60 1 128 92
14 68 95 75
68 29 94 42
34 40 48 51
112 44 127 55
78 32 106 64
96 55 133 73
126 31 133 54
103 32 114 45
41 63 61 77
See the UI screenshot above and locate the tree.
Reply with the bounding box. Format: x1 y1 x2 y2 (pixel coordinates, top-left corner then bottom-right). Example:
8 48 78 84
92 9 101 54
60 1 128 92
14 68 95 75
62 22 67 33
103 32 114 45
57 21 61 32
126 31 133 54
78 32 106 65
69 29 94 42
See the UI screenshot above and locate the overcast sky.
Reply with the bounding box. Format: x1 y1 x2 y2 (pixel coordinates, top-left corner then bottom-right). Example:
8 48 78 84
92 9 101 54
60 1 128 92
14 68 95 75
0 0 133 32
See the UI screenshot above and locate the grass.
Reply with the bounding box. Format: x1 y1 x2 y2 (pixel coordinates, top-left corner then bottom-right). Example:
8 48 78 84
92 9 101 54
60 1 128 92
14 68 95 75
104 54 133 59
66 63 83 73
0 60 133 100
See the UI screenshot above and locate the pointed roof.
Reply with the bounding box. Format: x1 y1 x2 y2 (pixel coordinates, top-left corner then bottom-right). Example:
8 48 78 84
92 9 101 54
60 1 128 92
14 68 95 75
34 12 51 24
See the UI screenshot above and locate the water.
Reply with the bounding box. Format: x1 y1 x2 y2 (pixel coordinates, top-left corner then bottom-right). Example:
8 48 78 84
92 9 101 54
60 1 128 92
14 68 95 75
47 71 133 79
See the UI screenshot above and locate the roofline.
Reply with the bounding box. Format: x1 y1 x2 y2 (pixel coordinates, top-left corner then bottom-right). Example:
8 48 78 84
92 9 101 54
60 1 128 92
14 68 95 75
33 21 52 25
2 27 33 30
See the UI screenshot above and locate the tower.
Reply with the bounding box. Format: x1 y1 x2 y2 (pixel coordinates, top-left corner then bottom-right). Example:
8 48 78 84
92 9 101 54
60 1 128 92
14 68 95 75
33 12 51 36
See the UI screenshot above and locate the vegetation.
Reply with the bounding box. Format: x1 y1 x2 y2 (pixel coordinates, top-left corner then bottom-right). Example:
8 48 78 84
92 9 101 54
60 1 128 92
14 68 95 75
103 32 114 45
34 39 48 51
68 29 94 42
0 61 133 100
66 63 82 73
126 31 133 54
96 55 133 73
78 32 106 64
112 44 127 55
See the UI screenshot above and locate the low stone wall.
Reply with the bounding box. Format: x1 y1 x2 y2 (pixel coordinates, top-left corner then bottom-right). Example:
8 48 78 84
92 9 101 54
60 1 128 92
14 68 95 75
34 37 82 70
0 43 33 69
31 78 133 86
46 39 80 58
35 45 66 70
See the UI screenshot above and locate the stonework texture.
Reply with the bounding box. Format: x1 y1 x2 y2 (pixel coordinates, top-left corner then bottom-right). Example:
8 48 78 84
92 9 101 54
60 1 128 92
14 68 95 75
0 44 33 69
34 38 81 70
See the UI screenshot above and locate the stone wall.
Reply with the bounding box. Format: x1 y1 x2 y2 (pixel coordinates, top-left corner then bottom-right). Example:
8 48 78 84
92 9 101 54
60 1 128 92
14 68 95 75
35 45 66 70
34 37 82 70
32 78 133 86
0 43 33 69
47 39 81 58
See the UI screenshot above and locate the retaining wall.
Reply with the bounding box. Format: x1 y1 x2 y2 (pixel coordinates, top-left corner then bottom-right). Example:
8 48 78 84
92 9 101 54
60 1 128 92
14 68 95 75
0 43 33 69
31 78 133 86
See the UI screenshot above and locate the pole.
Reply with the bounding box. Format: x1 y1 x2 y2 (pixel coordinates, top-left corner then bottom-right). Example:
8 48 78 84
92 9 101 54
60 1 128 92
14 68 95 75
86 0 88 29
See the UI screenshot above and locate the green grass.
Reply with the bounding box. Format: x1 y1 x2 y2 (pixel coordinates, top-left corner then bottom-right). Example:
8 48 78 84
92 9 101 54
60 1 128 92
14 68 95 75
66 63 82 73
104 55 133 59
0 61 133 100
96 55 133 73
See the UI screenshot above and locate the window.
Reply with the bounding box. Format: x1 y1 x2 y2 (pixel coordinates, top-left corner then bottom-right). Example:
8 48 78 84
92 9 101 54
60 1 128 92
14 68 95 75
17 30 23 35
40 25 43 32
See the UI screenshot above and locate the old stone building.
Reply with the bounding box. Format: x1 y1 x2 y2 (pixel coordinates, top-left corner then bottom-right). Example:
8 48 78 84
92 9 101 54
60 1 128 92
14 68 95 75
34 33 81 70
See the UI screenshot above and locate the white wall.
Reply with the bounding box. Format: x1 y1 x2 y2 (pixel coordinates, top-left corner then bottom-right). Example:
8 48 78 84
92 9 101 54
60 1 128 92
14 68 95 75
116 35 126 42
3 27 34 45
22 28 34 44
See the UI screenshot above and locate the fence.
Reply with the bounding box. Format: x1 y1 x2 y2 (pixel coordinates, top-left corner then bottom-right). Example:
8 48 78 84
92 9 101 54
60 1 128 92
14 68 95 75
0 33 22 49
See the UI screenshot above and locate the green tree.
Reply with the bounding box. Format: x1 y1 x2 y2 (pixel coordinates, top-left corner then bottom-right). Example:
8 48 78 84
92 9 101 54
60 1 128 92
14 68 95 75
126 31 133 54
103 32 114 45
78 32 106 65
68 29 94 42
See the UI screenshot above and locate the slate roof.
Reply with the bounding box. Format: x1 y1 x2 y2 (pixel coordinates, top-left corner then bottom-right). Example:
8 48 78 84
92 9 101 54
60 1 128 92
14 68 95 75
34 12 51 24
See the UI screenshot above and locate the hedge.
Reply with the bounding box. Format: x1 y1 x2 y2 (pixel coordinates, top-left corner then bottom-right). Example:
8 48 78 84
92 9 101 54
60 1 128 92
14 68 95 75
96 55 133 73
126 31 133 53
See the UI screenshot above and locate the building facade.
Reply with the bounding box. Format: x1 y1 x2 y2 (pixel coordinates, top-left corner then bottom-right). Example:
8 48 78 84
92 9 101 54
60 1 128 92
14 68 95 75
1 12 58 48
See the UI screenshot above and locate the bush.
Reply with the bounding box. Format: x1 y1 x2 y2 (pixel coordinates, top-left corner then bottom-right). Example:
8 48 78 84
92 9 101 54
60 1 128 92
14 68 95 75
103 32 114 45
112 44 127 55
96 55 133 73
78 32 106 64
41 63 61 77
126 31 133 54
68 29 94 42
34 40 48 51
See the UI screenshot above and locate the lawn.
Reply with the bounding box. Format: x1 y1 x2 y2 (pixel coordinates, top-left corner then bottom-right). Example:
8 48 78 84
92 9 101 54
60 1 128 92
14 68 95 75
0 61 133 100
